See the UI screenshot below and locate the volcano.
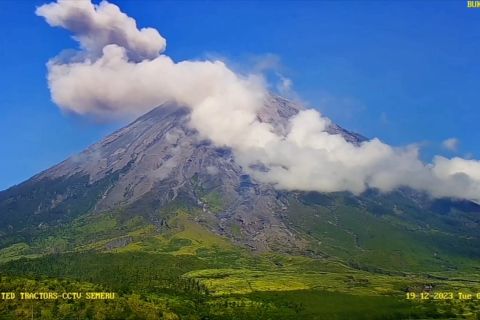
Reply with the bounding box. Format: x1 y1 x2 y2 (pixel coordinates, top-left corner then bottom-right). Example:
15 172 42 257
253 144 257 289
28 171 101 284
1 95 479 266
0 96 365 251
1 96 480 318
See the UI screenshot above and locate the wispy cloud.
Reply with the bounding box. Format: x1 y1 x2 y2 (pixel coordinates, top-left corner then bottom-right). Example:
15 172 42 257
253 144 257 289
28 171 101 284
442 138 459 152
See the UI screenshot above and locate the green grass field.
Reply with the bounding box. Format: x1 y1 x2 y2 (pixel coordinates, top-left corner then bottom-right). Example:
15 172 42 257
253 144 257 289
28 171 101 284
1 204 480 319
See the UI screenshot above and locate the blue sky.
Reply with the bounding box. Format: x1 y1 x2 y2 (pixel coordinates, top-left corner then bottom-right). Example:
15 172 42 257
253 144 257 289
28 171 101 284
0 0 479 191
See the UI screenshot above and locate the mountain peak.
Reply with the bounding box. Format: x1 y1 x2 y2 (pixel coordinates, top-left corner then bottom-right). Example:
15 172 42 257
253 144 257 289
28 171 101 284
0 96 367 252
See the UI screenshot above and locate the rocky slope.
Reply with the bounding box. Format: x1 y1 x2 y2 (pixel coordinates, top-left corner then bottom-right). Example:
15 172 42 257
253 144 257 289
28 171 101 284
1 95 479 269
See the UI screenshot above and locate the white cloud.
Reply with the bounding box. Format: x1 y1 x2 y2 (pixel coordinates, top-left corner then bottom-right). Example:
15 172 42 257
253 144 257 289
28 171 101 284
275 73 294 97
442 138 459 152
37 0 480 203
237 111 480 202
36 0 165 61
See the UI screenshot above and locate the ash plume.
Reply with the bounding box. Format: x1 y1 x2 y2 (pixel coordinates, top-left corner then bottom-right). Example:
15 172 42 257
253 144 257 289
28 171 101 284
37 0 480 202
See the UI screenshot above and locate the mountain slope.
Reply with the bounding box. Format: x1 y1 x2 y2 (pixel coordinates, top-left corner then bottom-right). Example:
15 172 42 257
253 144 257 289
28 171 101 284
0 95 479 271
0 96 362 251
1 95 480 319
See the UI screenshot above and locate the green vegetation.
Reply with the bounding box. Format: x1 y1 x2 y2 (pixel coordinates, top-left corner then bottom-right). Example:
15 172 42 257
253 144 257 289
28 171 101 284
1 191 480 318
2 249 478 319
201 191 225 214
0 170 130 238
287 193 480 273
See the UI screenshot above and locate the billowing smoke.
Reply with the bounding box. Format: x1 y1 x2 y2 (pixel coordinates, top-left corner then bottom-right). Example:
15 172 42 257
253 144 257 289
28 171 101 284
37 0 480 203
36 0 166 61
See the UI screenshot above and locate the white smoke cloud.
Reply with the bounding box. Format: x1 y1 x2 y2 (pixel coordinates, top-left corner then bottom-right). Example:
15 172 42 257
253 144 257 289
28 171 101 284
442 138 459 152
37 0 480 203
238 111 480 202
36 0 165 61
